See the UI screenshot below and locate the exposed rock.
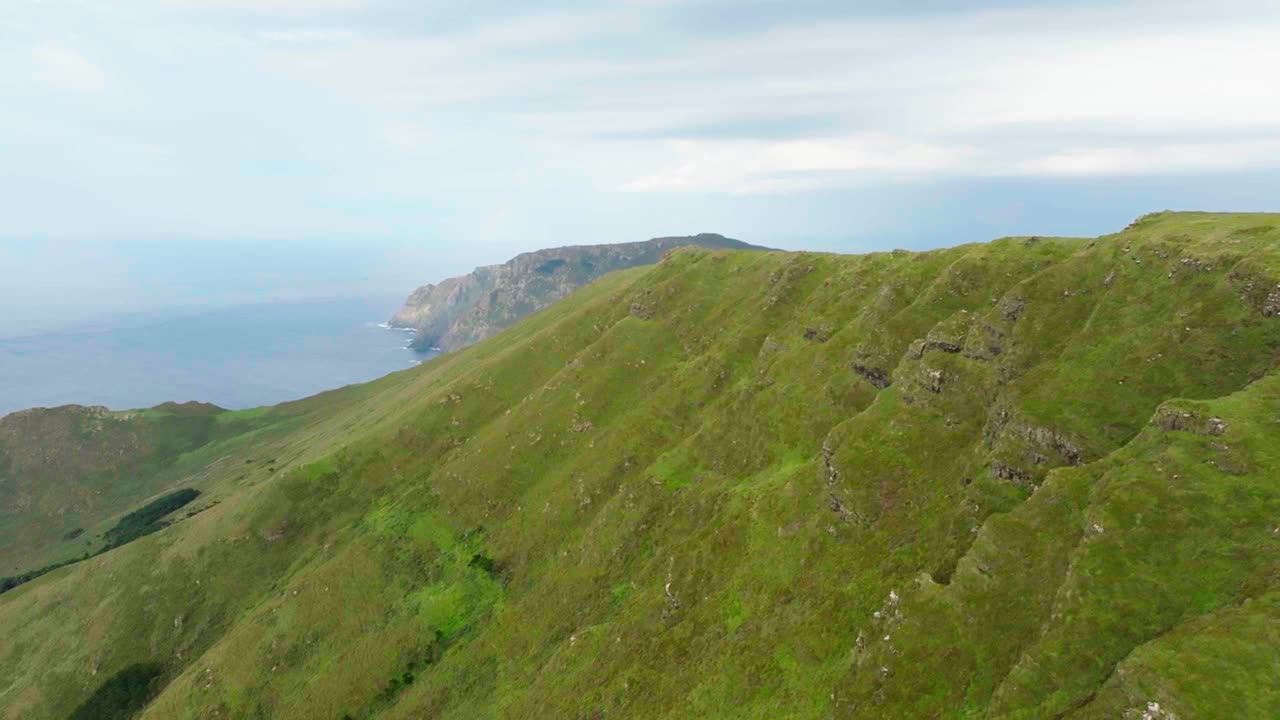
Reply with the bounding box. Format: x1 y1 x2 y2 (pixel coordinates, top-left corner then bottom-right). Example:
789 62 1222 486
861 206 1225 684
390 234 769 352
999 296 1027 322
822 439 846 521
985 417 1085 488
1178 256 1212 273
1264 286 1280 317
664 581 680 611
870 589 903 627
1010 424 1084 466
854 364 892 390
992 462 1032 485
909 337 963 359
828 494 855 524
803 326 832 342
924 368 946 394
964 322 1008 361
1125 700 1178 720
662 562 682 622
1228 268 1280 317
821 439 840 488
1153 407 1227 436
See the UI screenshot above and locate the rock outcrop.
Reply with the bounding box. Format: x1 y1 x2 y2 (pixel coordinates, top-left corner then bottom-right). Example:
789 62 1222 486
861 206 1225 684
389 234 768 351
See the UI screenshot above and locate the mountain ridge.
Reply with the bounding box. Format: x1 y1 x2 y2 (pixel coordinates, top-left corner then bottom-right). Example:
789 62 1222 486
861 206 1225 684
1 212 1278 718
389 233 769 352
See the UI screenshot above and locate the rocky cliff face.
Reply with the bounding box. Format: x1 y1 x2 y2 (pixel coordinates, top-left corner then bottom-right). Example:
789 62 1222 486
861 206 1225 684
390 233 766 351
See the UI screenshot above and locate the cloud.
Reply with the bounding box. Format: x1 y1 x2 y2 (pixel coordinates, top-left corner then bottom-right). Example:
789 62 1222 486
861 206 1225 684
620 137 1280 193
160 0 365 11
619 136 977 193
1012 141 1280 177
380 120 434 152
255 29 357 44
4 0 1280 253
31 44 109 94
605 4 1280 191
244 0 1280 194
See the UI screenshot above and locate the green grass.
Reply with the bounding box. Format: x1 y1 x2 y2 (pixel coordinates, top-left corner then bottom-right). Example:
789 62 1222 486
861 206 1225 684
0 212 1278 719
0 402 282 575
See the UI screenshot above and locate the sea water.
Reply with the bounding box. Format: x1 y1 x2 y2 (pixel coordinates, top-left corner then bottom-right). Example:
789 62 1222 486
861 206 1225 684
0 297 434 416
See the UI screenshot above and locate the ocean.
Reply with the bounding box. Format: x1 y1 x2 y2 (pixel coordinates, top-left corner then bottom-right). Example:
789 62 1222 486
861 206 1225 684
0 297 434 416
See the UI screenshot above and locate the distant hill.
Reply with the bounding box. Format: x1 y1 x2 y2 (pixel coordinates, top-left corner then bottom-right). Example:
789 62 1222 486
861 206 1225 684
390 233 769 351
3 213 1280 719
0 402 280 577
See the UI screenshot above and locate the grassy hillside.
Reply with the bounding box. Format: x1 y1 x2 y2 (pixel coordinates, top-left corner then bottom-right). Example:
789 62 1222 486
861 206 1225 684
0 401 287 577
1 212 1277 719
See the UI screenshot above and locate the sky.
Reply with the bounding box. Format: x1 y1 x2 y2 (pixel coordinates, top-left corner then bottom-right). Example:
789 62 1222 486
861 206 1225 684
2 0 1279 333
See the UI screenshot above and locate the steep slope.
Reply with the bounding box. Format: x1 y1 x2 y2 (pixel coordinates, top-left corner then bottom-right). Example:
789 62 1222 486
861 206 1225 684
1 212 1278 719
389 233 767 351
0 402 283 578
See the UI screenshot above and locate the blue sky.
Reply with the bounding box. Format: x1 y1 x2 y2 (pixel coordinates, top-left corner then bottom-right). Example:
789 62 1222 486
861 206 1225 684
2 0 1279 332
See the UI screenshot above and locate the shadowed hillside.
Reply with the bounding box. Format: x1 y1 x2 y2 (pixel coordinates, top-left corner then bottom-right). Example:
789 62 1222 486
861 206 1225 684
1 212 1278 719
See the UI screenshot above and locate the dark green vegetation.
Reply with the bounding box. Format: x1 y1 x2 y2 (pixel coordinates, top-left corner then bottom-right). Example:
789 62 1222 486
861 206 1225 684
67 664 165 720
1 212 1278 719
102 489 201 549
0 401 273 576
0 555 85 594
389 232 767 352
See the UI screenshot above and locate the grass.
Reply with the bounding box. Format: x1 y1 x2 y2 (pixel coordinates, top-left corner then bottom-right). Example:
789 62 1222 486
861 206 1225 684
0 212 1278 719
0 401 287 576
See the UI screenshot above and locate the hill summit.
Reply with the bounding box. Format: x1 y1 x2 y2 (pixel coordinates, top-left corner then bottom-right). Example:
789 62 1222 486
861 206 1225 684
389 233 768 351
2 212 1279 719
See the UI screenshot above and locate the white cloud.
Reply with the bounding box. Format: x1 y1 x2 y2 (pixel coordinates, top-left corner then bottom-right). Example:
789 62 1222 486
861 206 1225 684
608 5 1280 191
1012 141 1280 177
619 136 977 193
255 29 356 44
160 0 364 11
380 121 434 152
257 11 631 111
248 1 1280 193
31 44 109 94
620 137 1280 194
944 27 1280 133
6 0 1280 254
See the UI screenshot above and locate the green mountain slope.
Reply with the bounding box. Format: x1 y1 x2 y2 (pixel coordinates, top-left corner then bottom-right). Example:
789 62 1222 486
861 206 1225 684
0 401 283 578
1 211 1278 719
